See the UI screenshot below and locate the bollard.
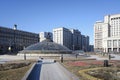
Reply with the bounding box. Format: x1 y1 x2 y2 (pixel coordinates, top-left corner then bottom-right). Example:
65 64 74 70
76 54 78 58
24 53 26 60
109 54 111 60
104 60 108 67
61 54 63 63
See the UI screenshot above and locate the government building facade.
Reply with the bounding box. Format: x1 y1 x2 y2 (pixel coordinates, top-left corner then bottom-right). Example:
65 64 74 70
94 14 120 53
0 25 39 54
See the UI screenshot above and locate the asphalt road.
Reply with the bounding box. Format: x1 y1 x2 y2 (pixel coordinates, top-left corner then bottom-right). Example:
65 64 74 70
40 59 79 80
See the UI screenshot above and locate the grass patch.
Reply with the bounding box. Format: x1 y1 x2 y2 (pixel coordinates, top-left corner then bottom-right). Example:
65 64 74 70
61 59 120 80
0 60 34 80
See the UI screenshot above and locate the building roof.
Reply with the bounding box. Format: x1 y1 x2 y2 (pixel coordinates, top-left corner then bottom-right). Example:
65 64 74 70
20 39 71 54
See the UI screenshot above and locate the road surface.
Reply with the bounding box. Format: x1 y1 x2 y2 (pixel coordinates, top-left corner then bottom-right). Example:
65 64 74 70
40 59 79 80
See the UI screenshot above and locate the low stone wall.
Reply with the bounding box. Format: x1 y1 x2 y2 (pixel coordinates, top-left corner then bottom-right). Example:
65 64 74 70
17 53 61 57
18 53 73 57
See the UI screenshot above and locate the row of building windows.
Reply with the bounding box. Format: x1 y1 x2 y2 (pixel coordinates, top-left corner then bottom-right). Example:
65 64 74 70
0 31 38 39
111 17 120 20
0 26 39 54
94 39 102 48
53 27 90 50
95 26 102 31
107 40 120 47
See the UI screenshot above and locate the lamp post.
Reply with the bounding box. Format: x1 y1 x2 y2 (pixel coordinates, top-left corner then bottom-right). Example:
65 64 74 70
13 24 17 53
82 46 84 51
24 53 26 60
8 40 12 54
61 54 63 63
73 45 74 51
108 51 111 60
8 46 11 53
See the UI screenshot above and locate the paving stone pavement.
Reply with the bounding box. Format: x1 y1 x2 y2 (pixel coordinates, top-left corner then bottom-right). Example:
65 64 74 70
40 59 79 80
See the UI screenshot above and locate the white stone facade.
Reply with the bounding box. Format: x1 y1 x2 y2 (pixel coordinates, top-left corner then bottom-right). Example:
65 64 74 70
53 27 90 51
94 14 120 53
53 27 72 49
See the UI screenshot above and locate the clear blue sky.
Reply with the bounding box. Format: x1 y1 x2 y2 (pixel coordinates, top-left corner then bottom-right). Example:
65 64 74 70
0 0 120 45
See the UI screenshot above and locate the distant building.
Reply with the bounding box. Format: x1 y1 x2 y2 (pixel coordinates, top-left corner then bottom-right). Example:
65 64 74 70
94 21 105 52
53 27 90 51
81 35 89 51
86 36 90 51
89 45 94 52
94 14 120 53
70 29 81 50
39 32 53 42
0 25 39 54
53 27 72 49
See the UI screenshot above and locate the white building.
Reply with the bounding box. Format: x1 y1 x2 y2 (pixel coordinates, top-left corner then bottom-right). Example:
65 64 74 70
94 21 105 51
94 14 120 53
53 27 72 49
39 32 53 42
53 27 90 51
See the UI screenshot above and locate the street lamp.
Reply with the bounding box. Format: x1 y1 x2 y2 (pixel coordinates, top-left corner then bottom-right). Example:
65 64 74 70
61 54 63 63
13 24 17 53
24 53 26 60
73 45 74 51
8 46 11 53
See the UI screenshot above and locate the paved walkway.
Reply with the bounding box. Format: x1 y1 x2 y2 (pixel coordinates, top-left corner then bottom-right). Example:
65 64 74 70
110 54 120 60
40 59 79 80
87 55 108 60
0 55 39 64
87 54 120 60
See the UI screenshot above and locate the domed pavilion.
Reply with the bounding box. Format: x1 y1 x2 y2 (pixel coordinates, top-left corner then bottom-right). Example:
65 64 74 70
18 39 72 57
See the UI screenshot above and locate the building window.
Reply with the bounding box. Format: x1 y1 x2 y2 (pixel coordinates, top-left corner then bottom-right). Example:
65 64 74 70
113 40 117 47
107 40 111 47
119 40 120 47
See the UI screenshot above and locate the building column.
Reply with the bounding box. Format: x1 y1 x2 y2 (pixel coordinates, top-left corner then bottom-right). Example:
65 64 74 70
103 48 105 53
103 48 105 52
111 40 113 52
117 40 119 52
105 48 108 53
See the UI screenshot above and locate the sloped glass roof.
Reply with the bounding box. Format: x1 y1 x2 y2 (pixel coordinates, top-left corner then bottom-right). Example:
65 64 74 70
23 39 71 52
25 42 69 51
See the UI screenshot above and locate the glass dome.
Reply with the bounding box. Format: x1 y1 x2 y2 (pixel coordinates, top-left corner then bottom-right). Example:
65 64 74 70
20 39 71 54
